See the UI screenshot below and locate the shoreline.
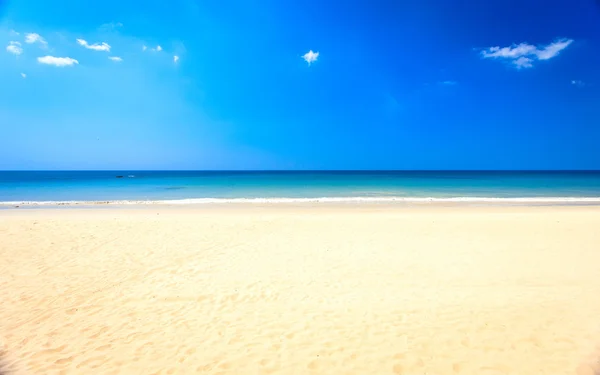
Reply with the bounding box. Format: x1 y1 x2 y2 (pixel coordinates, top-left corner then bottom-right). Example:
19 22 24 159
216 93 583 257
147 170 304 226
2 196 600 207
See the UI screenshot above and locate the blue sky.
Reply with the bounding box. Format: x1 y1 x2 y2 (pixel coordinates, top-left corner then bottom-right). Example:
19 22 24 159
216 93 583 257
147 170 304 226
1 0 599 170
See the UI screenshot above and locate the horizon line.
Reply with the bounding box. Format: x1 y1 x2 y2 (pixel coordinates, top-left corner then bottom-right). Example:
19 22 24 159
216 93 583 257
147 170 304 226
2 169 600 173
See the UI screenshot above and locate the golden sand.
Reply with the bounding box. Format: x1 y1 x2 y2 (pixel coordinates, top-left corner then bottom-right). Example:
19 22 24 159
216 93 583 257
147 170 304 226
1 205 600 374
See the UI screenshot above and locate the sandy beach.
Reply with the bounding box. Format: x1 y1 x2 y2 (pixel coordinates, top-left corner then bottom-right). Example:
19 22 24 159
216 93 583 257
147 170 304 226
1 204 600 375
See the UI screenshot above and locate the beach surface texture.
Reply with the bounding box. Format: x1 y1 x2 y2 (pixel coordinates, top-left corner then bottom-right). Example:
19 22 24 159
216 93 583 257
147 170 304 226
1 205 600 374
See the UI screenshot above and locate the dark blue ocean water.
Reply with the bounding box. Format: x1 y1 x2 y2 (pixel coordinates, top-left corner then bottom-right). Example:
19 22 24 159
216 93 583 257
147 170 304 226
1 171 600 203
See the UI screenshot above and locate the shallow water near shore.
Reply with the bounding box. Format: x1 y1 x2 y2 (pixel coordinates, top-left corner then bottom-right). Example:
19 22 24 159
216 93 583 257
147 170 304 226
1 171 600 204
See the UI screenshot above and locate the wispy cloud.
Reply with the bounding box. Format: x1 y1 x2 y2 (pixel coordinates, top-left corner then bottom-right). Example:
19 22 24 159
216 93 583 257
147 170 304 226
141 44 163 53
37 55 79 67
535 39 573 60
10 29 19 36
25 33 47 45
482 44 535 59
571 80 585 88
6 41 23 55
108 56 123 62
302 50 319 65
99 22 123 32
76 38 111 52
481 38 573 69
21 73 26 78
440 80 457 85
173 55 179 63
143 45 162 52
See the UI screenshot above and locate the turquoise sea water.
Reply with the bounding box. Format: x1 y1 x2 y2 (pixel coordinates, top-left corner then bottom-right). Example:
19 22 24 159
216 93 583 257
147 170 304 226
1 171 600 204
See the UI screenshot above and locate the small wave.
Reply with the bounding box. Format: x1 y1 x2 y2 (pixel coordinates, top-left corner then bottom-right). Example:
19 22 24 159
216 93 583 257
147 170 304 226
2 196 600 206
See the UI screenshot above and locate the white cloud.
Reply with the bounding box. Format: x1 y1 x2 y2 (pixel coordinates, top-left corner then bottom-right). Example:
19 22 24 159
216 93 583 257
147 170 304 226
76 38 111 52
10 29 19 36
37 55 79 67
481 38 573 68
513 56 533 69
144 45 162 52
481 43 536 59
302 50 319 65
25 33 47 45
21 73 26 78
571 80 585 88
441 80 457 85
535 39 573 60
6 41 23 55
108 56 123 62
173 55 179 63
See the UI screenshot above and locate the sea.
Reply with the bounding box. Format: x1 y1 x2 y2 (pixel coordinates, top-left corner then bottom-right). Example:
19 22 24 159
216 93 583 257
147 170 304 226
1 171 600 205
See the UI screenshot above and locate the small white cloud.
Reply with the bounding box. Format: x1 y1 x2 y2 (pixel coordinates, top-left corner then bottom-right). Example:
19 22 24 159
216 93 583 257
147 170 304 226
108 56 123 62
10 29 20 36
25 33 47 45
481 38 573 68
6 41 23 55
37 55 79 67
21 73 26 78
173 55 179 63
513 56 533 69
76 38 111 52
571 80 585 88
145 45 162 52
302 50 319 65
441 80 457 85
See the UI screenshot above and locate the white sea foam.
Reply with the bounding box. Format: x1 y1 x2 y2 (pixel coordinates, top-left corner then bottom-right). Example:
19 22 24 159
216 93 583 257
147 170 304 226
2 196 600 206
